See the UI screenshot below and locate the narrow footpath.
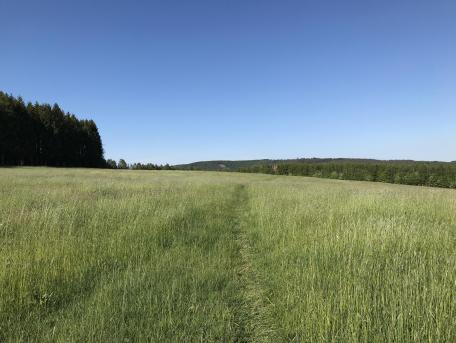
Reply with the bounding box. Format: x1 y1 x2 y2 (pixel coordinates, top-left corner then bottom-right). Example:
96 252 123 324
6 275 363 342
229 184 278 343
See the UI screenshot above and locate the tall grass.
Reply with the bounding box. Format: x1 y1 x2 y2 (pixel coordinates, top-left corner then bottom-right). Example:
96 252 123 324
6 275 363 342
245 177 456 341
1 168 456 341
0 168 249 341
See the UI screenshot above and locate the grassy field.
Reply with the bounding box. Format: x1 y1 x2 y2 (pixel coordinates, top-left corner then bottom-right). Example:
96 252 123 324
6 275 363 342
1 168 456 342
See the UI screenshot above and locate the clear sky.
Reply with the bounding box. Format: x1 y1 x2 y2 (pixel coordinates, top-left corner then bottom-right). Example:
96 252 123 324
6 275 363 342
3 0 455 164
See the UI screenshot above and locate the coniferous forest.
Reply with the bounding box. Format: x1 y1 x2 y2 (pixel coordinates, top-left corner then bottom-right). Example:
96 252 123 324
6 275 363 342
239 160 456 189
0 91 104 167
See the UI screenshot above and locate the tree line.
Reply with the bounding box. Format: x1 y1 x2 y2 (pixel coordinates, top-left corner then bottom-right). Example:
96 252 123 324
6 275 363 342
105 158 174 170
239 160 456 188
0 91 104 167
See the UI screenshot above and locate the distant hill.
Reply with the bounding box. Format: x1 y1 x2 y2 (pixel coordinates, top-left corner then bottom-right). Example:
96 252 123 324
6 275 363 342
174 158 444 171
174 159 290 171
175 158 456 189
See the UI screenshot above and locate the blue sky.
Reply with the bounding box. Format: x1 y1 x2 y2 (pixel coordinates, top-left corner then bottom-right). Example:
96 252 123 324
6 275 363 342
3 0 455 164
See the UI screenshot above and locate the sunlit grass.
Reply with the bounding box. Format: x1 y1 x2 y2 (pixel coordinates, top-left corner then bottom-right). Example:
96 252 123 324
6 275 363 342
245 177 456 341
1 168 455 341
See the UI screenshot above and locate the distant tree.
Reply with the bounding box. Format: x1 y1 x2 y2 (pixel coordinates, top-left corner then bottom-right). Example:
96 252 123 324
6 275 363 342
118 159 128 169
106 159 117 169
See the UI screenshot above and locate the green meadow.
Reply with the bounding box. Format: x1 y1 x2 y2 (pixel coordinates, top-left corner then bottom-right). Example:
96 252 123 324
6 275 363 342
1 168 456 342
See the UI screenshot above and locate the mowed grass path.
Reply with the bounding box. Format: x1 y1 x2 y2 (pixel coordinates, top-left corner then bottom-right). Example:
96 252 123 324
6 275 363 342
1 168 456 342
